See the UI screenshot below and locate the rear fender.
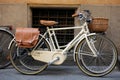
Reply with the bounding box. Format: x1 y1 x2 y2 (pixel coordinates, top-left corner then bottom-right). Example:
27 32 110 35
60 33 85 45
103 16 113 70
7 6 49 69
8 38 16 50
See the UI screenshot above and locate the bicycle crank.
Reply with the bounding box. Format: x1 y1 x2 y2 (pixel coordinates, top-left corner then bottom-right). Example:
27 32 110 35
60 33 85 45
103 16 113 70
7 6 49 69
31 50 67 65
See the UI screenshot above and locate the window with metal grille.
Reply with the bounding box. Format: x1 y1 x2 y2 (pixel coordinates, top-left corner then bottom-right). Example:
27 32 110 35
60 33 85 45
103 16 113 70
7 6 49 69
32 8 75 46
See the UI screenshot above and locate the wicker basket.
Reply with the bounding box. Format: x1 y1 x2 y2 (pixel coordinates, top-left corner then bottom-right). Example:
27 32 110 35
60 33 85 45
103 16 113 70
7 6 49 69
88 18 108 32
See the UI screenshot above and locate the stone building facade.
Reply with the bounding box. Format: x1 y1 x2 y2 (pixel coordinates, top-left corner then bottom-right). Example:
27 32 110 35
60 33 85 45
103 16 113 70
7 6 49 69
0 0 120 64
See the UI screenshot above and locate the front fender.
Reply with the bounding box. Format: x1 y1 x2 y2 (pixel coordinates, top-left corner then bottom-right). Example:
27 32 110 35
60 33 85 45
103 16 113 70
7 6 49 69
73 33 96 62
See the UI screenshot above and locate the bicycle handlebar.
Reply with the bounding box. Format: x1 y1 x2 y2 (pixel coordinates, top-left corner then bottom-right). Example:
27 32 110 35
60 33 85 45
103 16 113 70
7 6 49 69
72 10 92 22
72 13 84 20
72 13 79 17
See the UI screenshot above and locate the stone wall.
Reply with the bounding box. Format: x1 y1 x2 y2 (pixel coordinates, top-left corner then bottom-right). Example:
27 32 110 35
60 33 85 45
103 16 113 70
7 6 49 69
0 4 27 28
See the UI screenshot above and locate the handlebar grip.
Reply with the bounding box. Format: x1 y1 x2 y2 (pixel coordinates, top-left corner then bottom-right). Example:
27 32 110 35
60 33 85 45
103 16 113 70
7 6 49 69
72 13 79 17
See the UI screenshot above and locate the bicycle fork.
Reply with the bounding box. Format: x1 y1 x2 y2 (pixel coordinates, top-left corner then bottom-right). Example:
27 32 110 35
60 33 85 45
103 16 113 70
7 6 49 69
85 34 98 57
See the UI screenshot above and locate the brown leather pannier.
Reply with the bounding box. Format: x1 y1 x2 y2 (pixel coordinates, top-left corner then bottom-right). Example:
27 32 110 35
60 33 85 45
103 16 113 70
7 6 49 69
15 28 40 48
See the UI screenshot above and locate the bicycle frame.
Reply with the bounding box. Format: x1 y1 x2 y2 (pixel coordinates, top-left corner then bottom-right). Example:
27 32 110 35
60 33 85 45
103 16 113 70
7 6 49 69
8 21 97 65
37 22 97 57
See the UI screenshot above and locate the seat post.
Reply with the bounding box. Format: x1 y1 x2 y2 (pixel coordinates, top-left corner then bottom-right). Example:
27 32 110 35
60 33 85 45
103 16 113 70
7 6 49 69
47 27 56 50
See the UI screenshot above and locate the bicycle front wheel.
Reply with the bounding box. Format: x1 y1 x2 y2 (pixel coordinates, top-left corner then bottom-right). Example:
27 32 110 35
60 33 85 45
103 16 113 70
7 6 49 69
75 34 117 77
10 35 50 74
0 29 14 69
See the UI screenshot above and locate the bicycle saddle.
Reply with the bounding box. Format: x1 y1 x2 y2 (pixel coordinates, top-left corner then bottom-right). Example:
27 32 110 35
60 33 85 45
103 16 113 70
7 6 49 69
40 20 58 26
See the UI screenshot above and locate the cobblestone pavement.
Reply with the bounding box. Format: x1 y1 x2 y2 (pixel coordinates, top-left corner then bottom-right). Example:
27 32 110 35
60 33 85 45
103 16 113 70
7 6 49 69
0 66 120 80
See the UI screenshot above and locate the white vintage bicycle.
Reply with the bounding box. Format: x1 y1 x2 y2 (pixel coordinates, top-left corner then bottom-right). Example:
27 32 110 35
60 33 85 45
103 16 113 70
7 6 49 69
9 10 117 77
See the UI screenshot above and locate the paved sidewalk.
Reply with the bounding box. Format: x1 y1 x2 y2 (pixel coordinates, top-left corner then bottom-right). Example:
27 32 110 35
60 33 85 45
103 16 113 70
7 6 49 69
0 66 120 80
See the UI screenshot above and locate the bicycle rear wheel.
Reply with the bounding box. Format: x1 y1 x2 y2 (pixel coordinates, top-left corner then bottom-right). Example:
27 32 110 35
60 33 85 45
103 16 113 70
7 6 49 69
0 29 14 69
75 34 117 77
10 35 50 74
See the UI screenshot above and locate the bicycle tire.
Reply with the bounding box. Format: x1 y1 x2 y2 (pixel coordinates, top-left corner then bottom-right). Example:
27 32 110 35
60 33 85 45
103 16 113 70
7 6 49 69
75 34 117 77
0 29 14 69
10 35 50 74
